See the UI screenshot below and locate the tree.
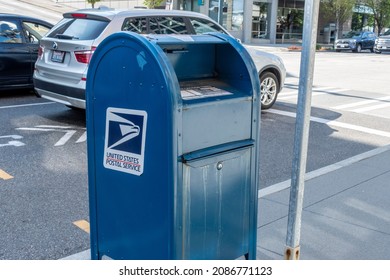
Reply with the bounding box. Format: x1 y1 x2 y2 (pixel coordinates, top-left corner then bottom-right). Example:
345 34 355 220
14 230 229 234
87 0 101 8
320 0 356 40
363 0 390 34
351 7 375 30
143 0 164 8
279 10 304 37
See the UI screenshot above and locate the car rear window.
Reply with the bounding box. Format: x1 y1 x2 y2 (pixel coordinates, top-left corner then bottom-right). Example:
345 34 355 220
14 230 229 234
122 17 147 34
47 18 109 40
122 16 188 35
189 17 226 35
149 17 188 34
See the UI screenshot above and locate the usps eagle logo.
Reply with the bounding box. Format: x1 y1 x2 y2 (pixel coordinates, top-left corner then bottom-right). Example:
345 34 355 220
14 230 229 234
104 108 147 175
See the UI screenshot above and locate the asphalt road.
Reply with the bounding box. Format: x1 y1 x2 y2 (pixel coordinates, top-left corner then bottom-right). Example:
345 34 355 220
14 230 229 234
1 93 89 260
257 50 390 188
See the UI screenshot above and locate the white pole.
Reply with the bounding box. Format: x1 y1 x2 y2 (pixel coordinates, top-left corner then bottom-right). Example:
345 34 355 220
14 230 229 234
284 0 320 260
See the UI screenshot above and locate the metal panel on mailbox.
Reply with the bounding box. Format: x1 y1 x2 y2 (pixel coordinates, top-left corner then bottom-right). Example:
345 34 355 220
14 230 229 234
181 147 252 259
86 32 261 260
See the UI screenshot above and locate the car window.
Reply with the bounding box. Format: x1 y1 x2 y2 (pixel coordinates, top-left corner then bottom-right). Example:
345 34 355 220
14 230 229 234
122 17 147 34
149 17 188 34
0 20 22 43
343 31 361 39
22 21 51 43
189 17 226 35
47 18 108 40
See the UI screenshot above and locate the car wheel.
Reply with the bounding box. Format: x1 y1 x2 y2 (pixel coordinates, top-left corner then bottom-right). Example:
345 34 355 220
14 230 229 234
370 47 374 53
260 72 279 110
356 44 362 53
375 50 382 54
335 49 341 52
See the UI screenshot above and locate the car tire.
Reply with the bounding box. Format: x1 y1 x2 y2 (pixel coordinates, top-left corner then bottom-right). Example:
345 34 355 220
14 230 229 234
260 72 279 110
356 44 362 53
370 47 374 53
335 49 341 52
375 50 382 54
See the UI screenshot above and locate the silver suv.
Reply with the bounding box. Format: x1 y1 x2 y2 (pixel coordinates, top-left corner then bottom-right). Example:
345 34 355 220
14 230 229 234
34 7 285 109
374 29 390 54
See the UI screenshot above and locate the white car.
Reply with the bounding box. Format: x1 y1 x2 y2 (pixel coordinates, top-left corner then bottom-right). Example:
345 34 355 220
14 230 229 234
34 7 286 109
374 29 390 54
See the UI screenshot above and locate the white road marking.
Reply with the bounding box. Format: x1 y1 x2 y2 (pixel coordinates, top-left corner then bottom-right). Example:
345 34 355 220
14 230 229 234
278 91 327 100
259 144 390 197
0 102 55 110
16 126 86 146
332 95 390 110
279 87 350 100
76 132 87 143
0 135 25 148
54 130 77 146
312 86 334 92
280 90 298 96
352 102 390 113
268 108 390 138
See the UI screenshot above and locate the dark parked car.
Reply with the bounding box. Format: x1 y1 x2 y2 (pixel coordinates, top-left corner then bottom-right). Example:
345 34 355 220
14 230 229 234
374 29 390 53
0 14 52 91
335 31 376 53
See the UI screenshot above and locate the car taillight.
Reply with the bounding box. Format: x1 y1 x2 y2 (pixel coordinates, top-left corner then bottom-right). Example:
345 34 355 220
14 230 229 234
74 47 97 64
71 13 88 18
38 45 43 58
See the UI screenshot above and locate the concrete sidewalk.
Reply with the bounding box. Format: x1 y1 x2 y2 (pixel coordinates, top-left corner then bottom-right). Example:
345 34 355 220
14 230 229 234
62 145 390 260
257 145 390 260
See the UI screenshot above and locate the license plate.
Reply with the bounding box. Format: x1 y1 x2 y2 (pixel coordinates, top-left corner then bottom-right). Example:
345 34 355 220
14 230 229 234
51 50 65 63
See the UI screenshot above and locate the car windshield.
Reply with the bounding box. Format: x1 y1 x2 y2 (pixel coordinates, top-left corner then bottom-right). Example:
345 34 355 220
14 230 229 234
382 30 390 36
343 31 362 39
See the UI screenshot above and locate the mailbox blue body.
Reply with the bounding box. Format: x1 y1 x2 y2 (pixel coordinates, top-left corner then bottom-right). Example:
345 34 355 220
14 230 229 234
86 32 261 260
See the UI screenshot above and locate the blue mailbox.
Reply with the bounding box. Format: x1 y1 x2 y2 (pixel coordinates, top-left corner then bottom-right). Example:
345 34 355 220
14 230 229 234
86 32 261 260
